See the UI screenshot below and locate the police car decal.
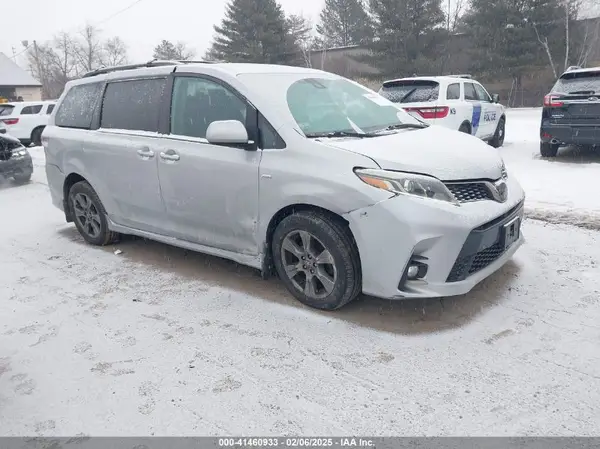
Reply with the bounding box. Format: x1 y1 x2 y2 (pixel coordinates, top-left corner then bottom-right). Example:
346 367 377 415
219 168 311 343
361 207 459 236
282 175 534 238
471 104 482 136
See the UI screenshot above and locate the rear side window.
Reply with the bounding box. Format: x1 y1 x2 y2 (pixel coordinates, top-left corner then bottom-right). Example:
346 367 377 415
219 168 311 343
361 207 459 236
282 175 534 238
21 105 43 115
379 80 439 103
554 71 600 94
464 83 478 101
101 78 166 132
447 83 460 100
55 83 103 129
0 105 14 116
46 104 55 114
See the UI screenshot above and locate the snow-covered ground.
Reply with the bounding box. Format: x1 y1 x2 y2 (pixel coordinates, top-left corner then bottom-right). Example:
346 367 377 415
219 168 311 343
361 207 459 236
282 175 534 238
1 112 600 436
502 108 600 229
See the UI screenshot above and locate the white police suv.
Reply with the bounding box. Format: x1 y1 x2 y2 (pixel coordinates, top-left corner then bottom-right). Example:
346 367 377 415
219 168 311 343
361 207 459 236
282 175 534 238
378 75 506 147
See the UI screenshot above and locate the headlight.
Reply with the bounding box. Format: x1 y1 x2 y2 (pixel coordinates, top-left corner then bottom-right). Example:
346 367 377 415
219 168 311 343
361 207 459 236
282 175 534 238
15 149 28 157
354 168 458 205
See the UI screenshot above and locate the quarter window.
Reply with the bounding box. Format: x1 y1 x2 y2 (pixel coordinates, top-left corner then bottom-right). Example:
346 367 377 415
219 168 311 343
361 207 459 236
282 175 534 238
446 83 461 100
46 104 55 114
21 105 43 114
55 83 103 129
464 83 478 101
101 78 166 132
170 77 247 139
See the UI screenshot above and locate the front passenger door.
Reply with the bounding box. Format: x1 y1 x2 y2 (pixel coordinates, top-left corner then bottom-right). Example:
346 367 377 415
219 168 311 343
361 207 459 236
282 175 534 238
157 75 261 255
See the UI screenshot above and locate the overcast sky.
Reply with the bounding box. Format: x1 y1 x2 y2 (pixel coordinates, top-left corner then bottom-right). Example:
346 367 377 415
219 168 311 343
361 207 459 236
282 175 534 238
2 0 323 68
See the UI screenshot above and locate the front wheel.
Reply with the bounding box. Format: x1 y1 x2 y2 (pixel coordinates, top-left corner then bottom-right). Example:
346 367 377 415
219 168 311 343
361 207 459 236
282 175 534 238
540 142 559 157
68 181 119 246
13 171 32 184
489 117 506 148
272 211 361 310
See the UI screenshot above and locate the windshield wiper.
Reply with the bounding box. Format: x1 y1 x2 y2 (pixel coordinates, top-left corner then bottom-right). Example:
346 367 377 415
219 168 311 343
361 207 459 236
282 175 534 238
398 88 417 103
385 123 429 130
305 130 375 138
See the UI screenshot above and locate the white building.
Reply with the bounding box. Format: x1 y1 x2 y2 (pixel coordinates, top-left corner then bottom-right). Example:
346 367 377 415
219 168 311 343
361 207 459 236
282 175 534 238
0 52 42 102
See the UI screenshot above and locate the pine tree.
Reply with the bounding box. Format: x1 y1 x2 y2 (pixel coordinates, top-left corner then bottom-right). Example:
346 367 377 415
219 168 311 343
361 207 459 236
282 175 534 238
207 0 298 64
153 40 194 60
365 0 446 77
316 0 373 47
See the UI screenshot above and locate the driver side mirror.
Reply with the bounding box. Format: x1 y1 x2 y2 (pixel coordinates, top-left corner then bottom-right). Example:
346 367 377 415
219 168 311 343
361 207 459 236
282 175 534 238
206 120 255 150
492 94 500 104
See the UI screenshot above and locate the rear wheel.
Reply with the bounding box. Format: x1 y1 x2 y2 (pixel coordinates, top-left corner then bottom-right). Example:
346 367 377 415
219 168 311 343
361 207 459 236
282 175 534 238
272 211 361 310
540 142 559 158
31 127 44 147
458 122 471 134
68 181 119 246
489 117 506 148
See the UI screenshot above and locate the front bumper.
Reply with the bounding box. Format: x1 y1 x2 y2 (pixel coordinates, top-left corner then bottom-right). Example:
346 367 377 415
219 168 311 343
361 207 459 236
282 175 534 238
344 174 525 299
0 153 33 178
541 123 600 146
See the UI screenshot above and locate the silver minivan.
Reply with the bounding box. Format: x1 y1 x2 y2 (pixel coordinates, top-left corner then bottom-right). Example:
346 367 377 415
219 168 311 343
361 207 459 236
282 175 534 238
43 61 525 310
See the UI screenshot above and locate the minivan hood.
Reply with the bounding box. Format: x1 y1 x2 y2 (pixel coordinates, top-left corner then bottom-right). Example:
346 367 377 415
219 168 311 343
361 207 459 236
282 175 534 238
322 126 504 181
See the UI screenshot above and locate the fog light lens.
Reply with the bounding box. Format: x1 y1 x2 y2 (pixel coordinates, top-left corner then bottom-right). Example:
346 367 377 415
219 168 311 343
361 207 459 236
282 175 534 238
407 264 420 279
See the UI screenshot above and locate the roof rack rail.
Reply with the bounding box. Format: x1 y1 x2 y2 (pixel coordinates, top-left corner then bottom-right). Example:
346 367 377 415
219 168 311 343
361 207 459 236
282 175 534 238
565 65 583 72
448 74 472 79
82 59 218 78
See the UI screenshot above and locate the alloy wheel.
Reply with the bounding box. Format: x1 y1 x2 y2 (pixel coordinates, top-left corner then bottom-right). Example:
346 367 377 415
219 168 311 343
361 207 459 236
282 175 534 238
72 193 102 239
280 230 337 300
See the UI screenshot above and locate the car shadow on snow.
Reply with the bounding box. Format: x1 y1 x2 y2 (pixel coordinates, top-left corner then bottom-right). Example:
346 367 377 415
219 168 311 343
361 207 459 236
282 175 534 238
537 145 600 164
57 227 521 335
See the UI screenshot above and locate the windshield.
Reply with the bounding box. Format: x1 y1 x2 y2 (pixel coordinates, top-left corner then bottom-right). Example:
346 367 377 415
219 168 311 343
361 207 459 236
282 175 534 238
553 71 600 94
379 80 439 103
286 77 421 136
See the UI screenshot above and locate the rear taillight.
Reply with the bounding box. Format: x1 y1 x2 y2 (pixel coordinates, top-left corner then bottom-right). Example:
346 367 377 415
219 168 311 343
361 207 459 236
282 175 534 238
404 106 449 119
544 94 564 107
2 118 19 125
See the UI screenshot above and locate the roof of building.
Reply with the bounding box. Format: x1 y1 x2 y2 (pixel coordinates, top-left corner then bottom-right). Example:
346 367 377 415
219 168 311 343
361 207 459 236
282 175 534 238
0 52 42 87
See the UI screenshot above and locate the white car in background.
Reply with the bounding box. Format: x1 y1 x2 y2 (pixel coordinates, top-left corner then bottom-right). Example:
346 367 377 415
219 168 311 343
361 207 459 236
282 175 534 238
378 75 507 147
0 100 56 146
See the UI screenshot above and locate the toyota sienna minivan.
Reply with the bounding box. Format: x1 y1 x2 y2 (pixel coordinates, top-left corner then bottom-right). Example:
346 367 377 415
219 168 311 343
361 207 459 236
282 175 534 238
43 60 525 310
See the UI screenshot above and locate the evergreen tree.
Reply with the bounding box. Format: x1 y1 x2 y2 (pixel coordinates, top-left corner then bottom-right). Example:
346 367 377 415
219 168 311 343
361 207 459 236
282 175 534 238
464 0 566 79
316 0 373 47
153 40 194 60
365 0 446 77
207 0 298 64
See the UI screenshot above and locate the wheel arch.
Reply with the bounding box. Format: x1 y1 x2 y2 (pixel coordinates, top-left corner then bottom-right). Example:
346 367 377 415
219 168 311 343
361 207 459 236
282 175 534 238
63 172 88 222
261 203 361 278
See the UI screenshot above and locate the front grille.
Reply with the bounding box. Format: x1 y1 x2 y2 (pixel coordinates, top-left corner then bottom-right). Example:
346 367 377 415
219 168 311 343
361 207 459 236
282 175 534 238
446 182 494 203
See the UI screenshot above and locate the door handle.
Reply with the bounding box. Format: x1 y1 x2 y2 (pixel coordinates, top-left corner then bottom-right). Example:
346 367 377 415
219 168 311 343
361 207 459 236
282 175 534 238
160 151 180 162
137 147 155 159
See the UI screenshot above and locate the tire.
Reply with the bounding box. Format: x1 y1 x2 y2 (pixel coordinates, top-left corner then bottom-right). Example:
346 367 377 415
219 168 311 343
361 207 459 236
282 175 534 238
458 122 471 134
540 142 559 158
13 171 32 184
68 181 119 246
31 127 44 147
489 117 506 148
272 211 361 310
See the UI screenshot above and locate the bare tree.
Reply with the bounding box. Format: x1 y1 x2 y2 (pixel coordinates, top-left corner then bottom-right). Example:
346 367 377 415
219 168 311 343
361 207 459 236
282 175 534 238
288 14 315 67
74 25 104 74
153 40 195 60
101 37 128 67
